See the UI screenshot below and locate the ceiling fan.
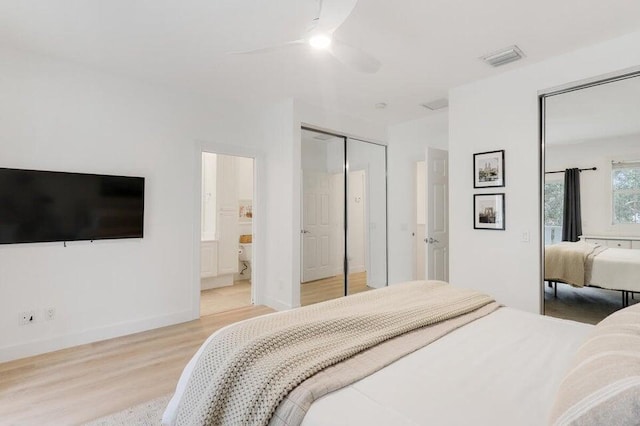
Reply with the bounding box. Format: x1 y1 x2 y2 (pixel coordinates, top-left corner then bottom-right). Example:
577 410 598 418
230 0 381 74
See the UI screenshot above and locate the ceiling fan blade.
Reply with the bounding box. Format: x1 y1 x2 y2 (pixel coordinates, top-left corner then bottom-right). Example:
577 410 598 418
329 40 381 74
315 0 358 34
228 40 305 55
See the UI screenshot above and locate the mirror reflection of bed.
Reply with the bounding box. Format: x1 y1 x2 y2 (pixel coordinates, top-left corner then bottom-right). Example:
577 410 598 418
543 74 640 324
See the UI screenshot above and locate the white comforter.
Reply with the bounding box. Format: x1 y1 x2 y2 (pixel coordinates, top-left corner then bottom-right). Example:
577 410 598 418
590 247 640 292
164 307 591 426
301 308 591 426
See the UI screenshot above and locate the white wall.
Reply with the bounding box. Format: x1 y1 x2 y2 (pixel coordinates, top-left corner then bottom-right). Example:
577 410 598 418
0 46 293 361
254 99 298 310
448 30 640 313
546 134 640 237
387 113 448 284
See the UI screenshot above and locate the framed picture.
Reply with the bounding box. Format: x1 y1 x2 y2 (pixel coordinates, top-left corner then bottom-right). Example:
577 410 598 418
474 193 505 230
474 150 505 188
239 199 253 222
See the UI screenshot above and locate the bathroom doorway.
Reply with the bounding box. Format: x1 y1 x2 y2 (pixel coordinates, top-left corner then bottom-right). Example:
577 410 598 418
199 152 254 316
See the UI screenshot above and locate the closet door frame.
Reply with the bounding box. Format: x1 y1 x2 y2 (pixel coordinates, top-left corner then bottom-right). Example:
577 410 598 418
301 126 389 297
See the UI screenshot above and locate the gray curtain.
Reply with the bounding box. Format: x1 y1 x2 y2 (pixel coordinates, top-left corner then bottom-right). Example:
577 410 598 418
562 168 582 242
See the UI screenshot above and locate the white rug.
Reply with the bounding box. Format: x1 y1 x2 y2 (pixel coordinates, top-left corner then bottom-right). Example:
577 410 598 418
83 394 171 426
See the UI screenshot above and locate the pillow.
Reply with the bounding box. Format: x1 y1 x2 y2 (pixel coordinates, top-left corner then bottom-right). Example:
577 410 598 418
549 302 640 425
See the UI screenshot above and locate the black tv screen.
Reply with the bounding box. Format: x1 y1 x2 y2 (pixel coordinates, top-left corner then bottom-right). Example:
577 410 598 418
0 168 145 244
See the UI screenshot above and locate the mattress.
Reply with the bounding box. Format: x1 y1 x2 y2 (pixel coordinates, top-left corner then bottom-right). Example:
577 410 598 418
590 247 640 292
164 307 591 426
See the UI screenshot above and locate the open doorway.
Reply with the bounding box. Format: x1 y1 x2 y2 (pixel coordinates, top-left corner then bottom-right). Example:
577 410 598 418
200 152 254 316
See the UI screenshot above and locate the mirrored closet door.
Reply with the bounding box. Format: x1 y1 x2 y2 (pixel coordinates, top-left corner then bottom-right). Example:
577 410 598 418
346 138 388 295
300 129 388 306
542 71 640 324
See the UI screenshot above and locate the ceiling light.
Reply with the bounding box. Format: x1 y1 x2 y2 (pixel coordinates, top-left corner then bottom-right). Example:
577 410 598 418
308 34 332 50
375 102 387 109
481 45 525 67
421 98 448 111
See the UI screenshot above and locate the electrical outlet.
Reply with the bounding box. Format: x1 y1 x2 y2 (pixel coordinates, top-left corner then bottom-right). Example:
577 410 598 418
45 307 56 321
19 310 36 325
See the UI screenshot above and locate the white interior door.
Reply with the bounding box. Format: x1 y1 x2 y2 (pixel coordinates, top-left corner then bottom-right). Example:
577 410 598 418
415 161 426 280
302 172 332 282
424 148 449 281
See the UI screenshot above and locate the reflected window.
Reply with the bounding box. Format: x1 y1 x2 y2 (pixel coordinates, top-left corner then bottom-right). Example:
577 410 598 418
544 181 564 244
612 161 640 224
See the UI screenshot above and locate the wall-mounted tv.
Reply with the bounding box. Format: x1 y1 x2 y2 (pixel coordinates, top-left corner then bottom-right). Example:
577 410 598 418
0 168 145 245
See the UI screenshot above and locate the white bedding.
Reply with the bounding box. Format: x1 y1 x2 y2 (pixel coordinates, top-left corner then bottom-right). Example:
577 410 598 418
590 247 640 292
164 307 591 426
302 308 591 426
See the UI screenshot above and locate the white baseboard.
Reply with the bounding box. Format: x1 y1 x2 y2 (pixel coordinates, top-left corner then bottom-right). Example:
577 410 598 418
0 309 195 363
264 297 292 311
201 274 234 290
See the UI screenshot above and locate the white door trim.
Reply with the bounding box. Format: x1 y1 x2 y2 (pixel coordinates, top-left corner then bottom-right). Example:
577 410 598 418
192 140 266 319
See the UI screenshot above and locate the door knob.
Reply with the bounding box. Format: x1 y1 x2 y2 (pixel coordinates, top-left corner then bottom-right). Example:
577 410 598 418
425 237 439 244
301 229 310 234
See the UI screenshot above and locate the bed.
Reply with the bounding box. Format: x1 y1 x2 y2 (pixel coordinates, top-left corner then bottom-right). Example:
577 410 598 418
162 280 640 426
545 241 640 306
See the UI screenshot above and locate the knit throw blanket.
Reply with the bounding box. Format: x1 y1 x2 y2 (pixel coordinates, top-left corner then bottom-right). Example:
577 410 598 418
545 241 607 287
174 281 495 426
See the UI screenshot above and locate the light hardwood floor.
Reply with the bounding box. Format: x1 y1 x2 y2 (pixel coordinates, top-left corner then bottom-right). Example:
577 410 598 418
0 305 274 425
301 271 371 306
200 279 251 316
0 274 373 424
200 272 373 311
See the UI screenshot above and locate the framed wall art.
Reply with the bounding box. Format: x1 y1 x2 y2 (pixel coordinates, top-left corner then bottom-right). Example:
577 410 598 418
239 199 253 222
474 193 505 230
474 150 505 188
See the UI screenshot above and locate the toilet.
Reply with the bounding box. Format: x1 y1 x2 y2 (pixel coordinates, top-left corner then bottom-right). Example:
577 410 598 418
238 243 252 278
238 243 252 262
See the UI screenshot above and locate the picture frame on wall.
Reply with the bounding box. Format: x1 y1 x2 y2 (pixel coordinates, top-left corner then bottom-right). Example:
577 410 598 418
474 193 505 230
239 199 253 222
473 150 505 188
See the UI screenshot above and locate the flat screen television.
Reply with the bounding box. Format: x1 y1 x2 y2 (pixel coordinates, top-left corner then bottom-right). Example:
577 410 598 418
0 168 145 245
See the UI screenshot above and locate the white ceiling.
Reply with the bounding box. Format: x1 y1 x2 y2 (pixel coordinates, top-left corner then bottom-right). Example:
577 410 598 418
1 0 640 125
546 75 640 145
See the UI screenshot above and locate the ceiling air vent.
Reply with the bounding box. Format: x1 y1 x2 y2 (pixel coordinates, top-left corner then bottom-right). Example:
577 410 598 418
421 98 449 111
481 45 525 67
